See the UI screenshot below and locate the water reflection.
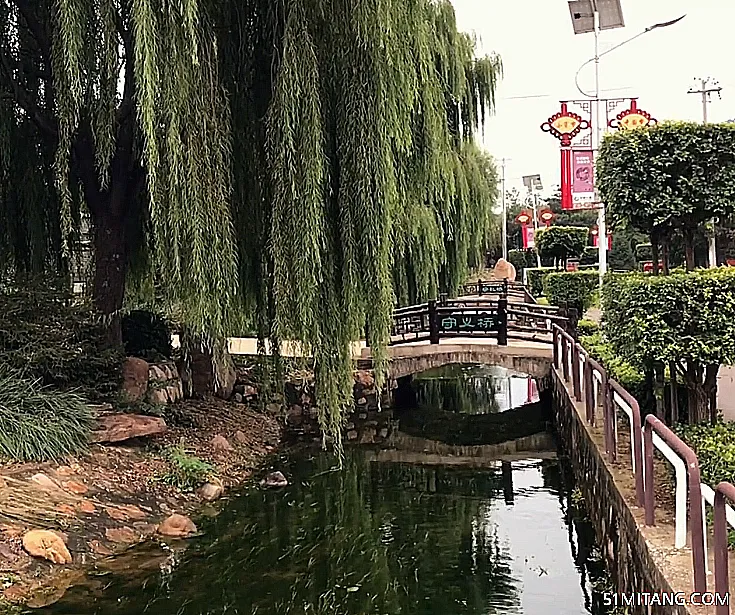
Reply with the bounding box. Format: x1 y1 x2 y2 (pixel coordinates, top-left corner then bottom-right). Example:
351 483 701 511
411 364 539 415
40 452 614 615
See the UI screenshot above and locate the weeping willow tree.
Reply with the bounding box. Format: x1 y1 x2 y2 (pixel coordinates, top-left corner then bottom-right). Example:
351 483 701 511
0 0 501 452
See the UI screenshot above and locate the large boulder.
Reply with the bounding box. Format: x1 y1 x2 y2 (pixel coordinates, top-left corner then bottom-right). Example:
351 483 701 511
121 357 150 402
493 258 515 281
91 414 167 444
22 530 72 564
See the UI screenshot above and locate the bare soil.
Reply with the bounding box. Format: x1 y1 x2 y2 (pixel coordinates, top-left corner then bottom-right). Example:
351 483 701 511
0 398 282 609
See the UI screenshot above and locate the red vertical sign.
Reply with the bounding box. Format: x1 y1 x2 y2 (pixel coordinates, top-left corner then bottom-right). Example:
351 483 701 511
571 150 596 208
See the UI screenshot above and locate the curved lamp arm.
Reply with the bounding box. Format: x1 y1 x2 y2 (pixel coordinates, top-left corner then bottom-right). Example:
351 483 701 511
574 15 686 98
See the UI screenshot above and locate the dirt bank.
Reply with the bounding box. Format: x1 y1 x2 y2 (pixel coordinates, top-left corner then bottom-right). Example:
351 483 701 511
0 398 282 610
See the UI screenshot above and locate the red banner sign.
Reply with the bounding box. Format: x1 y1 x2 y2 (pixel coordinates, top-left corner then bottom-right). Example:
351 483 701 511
522 226 536 249
572 150 596 208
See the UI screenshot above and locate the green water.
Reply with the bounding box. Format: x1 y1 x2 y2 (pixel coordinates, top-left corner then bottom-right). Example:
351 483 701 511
39 452 613 615
37 365 615 615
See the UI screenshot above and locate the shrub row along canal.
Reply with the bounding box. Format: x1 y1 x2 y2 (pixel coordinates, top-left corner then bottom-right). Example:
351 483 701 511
36 365 618 615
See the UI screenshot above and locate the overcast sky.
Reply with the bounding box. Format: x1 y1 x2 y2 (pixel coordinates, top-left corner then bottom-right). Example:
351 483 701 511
450 0 735 194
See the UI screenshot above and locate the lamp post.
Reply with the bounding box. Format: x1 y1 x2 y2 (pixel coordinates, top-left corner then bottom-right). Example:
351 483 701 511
522 175 544 268
568 1 685 287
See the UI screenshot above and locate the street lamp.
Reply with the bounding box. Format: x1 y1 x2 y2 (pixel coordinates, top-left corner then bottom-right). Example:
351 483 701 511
567 1 685 286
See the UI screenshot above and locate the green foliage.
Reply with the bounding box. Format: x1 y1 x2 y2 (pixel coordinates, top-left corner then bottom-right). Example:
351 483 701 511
525 267 554 298
676 422 735 487
0 367 93 462
580 246 598 266
534 226 588 266
635 243 653 262
597 122 735 244
161 444 214 491
601 269 735 368
507 249 536 273
577 319 600 337
0 281 121 401
543 270 599 315
121 310 173 361
580 332 645 401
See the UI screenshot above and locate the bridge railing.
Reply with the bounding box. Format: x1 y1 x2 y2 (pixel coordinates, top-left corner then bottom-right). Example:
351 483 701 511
552 324 735 601
391 283 575 346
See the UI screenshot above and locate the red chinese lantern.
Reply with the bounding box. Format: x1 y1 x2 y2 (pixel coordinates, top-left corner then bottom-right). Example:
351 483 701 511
515 211 532 226
538 208 555 226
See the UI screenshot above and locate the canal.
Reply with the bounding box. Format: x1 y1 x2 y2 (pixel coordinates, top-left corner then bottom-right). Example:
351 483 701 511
37 365 617 615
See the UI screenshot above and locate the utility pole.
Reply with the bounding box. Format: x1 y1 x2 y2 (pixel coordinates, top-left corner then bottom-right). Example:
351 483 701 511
688 77 722 268
501 158 509 262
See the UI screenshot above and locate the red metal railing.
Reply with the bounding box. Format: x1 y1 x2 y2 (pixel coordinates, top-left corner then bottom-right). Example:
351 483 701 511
552 324 709 597
714 482 735 614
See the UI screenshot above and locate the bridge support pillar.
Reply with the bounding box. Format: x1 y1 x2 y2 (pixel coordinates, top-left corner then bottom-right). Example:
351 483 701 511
428 300 439 345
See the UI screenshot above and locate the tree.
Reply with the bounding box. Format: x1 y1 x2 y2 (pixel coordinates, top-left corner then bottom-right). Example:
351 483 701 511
0 0 502 451
535 226 588 269
602 269 735 424
597 122 735 273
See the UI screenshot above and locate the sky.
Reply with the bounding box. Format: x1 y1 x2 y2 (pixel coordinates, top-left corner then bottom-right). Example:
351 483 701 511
450 0 735 195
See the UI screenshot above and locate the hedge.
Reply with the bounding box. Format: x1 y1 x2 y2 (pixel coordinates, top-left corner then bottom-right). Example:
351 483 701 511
535 226 588 265
543 270 599 315
525 267 555 298
580 331 646 403
577 319 600 337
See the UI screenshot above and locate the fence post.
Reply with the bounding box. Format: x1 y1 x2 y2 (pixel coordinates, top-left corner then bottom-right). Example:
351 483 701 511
552 328 559 368
477 279 483 296
497 298 508 346
568 307 579 337
584 361 594 425
561 335 569 382
572 344 581 402
428 300 439 344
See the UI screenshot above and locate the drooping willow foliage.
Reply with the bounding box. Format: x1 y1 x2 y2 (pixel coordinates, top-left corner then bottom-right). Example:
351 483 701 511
0 0 501 454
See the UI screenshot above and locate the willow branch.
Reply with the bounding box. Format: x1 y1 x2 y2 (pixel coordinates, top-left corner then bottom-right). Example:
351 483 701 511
10 0 52 61
0 46 57 138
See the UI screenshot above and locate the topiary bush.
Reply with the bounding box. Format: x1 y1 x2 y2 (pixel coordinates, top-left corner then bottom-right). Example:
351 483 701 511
535 226 588 268
122 310 173 361
0 367 94 461
676 422 735 487
543 270 599 315
577 319 599 337
0 280 122 401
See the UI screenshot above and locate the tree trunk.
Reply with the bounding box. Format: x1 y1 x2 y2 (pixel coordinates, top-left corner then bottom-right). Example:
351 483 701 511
651 235 660 276
91 197 128 347
685 362 720 424
653 362 665 418
661 236 670 275
684 229 696 271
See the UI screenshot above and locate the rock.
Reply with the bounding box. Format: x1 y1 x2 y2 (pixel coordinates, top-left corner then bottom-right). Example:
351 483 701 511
22 530 72 564
355 370 375 387
359 428 376 444
266 403 281 414
105 527 138 544
158 514 197 538
211 435 232 452
356 397 367 406
63 481 88 495
288 404 303 417
508 263 517 282
242 384 257 397
56 504 76 515
105 505 147 521
234 430 248 444
31 473 61 491
233 393 243 404
91 414 167 443
0 477 6 489
55 466 75 477
198 479 224 501
121 357 150 402
147 388 169 405
260 471 288 489
89 540 113 556
4 584 26 602
347 430 358 441
78 500 96 514
493 258 514 281
379 428 389 439
345 422 355 430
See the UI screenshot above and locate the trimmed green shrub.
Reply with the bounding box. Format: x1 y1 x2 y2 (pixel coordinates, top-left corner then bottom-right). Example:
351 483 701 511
0 281 122 401
602 268 735 423
535 226 588 267
543 270 599 315
580 246 598 266
577 319 599 337
122 310 173 361
0 367 94 461
525 267 554 298
676 422 735 487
